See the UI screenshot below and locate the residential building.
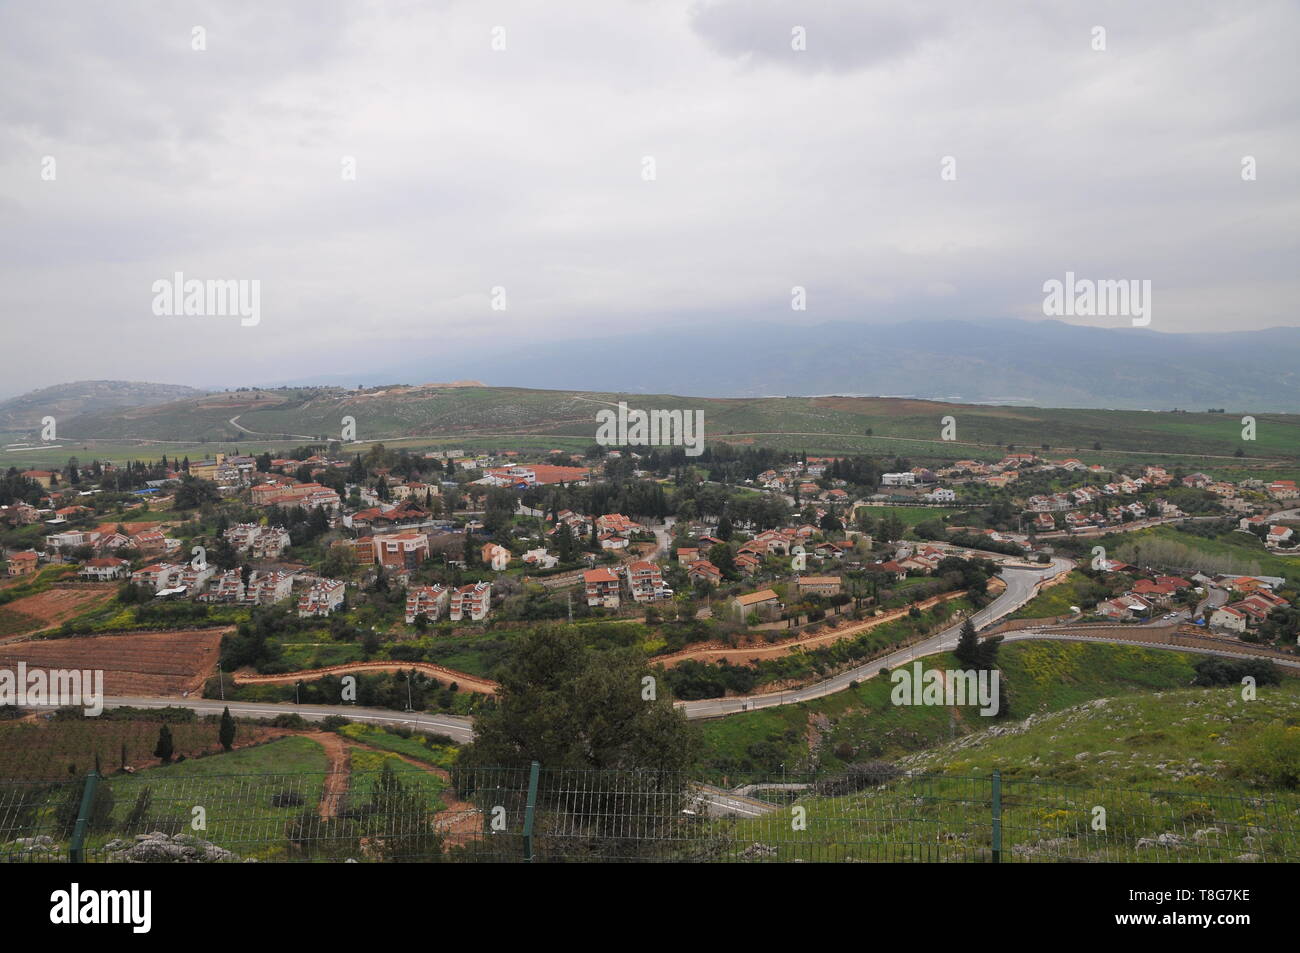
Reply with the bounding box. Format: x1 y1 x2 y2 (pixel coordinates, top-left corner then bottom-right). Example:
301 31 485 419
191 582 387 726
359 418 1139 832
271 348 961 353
298 579 347 617
481 542 512 572
406 584 450 623
225 523 291 559
521 548 559 569
686 559 723 586
1209 604 1247 634
6 550 39 577
730 588 780 621
797 575 842 596
584 567 622 608
449 581 492 621
199 570 246 604
248 570 297 605
131 562 185 592
79 557 129 581
626 560 669 603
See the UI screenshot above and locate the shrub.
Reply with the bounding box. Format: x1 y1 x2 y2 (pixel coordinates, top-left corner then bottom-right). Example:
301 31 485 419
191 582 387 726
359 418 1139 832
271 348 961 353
1231 722 1300 789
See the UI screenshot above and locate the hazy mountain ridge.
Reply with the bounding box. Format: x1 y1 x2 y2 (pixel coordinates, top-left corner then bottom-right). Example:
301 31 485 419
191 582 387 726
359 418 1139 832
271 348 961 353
430 319 1300 412
0 380 208 432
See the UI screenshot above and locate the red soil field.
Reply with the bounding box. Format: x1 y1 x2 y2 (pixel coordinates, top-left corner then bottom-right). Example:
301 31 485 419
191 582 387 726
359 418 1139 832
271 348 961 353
0 628 226 696
0 586 116 639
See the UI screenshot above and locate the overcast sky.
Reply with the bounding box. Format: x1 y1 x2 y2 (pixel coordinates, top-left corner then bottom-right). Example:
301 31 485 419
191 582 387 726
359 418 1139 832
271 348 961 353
1 0 1296 397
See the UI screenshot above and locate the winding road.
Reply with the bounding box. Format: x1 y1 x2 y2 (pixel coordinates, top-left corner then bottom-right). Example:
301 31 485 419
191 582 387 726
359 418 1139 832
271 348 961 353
677 556 1072 718
25 552 1298 747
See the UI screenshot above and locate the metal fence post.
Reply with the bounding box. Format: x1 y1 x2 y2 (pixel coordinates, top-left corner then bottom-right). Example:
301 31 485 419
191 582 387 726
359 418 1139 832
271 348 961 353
522 761 540 862
990 770 1002 864
69 771 99 863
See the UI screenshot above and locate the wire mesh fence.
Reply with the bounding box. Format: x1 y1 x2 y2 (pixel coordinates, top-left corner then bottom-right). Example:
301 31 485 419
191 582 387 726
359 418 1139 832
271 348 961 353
0 766 1295 862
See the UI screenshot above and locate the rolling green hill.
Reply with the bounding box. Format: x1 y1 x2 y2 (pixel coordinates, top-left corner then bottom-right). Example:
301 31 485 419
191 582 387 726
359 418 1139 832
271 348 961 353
693 641 1297 786
7 382 1299 470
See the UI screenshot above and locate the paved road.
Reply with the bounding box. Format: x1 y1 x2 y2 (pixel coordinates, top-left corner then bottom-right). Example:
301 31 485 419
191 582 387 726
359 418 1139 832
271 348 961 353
677 556 1074 718
29 549 1293 744
30 552 1067 734
651 516 677 559
26 695 476 743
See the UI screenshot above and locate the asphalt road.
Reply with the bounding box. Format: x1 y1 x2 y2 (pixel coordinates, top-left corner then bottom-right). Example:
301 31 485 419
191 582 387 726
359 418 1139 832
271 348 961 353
677 556 1075 718
26 695 476 743
19 553 1068 734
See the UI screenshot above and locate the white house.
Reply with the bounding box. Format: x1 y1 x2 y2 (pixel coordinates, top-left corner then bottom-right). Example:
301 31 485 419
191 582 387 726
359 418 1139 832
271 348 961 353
1209 604 1247 634
79 557 129 581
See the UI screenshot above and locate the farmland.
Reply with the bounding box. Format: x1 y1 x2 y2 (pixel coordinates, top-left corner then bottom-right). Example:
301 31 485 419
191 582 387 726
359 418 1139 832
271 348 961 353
0 628 224 695
6 384 1300 472
0 709 292 781
0 585 117 639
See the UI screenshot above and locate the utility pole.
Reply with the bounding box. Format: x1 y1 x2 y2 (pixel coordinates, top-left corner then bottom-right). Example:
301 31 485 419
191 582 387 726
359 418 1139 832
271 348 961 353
217 663 224 700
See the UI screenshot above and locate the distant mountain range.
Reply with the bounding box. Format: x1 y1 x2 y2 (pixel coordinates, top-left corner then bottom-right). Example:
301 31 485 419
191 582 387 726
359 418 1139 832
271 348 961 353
419 319 1299 412
0 381 207 432
5 321 1299 440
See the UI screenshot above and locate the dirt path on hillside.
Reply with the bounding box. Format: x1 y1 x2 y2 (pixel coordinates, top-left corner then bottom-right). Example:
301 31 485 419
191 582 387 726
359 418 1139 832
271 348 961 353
296 731 480 838
311 730 351 820
234 660 498 695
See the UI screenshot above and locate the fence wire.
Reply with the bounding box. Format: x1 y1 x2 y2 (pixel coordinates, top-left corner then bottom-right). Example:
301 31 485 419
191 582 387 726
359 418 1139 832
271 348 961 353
0 767 1294 863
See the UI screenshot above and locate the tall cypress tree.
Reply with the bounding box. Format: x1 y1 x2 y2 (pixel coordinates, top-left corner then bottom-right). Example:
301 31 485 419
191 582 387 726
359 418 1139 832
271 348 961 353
219 706 236 752
954 618 980 668
154 724 174 764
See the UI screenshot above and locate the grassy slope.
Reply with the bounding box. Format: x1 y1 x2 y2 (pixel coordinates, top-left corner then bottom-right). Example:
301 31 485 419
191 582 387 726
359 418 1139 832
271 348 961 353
1105 525 1300 582
706 644 1300 861
693 641 1206 783
1007 570 1101 620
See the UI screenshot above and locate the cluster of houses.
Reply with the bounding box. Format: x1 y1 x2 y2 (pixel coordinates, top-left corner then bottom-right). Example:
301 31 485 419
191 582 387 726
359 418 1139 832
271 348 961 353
544 509 647 551
583 560 671 609
752 458 850 500
1091 568 1292 637
1030 500 1180 533
1095 573 1196 621
404 581 493 623
1207 581 1291 634
1238 515 1298 551
128 559 348 618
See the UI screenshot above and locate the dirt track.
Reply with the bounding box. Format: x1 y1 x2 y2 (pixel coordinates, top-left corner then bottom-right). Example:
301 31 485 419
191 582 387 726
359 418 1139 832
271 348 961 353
234 660 498 695
654 583 995 668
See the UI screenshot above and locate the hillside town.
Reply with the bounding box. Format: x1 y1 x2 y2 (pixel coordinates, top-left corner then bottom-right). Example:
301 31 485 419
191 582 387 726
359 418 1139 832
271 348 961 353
3 443 1298 657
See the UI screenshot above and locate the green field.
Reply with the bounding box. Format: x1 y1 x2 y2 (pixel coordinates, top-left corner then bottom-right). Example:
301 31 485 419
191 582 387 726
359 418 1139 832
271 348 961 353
336 722 460 769
1008 570 1107 620
1103 525 1300 583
